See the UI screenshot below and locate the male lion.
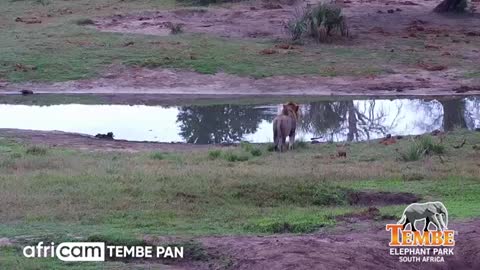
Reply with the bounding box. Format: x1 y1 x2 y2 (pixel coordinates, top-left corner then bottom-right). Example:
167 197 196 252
273 102 300 152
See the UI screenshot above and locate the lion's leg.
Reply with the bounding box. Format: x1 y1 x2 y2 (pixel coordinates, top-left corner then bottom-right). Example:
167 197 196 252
281 136 287 152
289 133 295 150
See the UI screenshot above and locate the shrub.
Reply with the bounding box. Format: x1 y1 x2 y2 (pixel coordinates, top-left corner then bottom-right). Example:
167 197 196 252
287 2 348 42
398 136 444 161
240 141 253 152
224 151 250 162
25 146 47 156
286 9 308 41
399 143 424 162
74 18 94 26
150 152 165 160
250 148 262 157
294 139 309 149
208 149 222 160
418 136 445 155
267 144 276 152
167 23 184 35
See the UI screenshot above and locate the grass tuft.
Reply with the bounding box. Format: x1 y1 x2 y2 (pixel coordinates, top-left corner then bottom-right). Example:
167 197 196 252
224 151 250 162
150 152 165 160
25 146 47 156
287 2 348 42
398 136 444 161
208 149 222 160
294 139 309 149
74 18 94 26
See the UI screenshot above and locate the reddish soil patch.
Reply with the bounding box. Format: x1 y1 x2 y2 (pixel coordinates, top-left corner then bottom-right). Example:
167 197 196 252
183 219 480 270
348 191 420 206
336 206 389 223
94 0 480 43
95 5 293 39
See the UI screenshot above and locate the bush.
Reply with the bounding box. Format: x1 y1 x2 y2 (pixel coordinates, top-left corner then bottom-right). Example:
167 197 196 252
287 3 348 42
399 144 424 162
25 146 47 156
418 136 445 155
74 18 94 26
224 151 250 162
240 141 253 152
267 144 276 152
150 152 165 160
250 148 263 157
208 149 222 160
166 23 184 34
398 136 444 161
294 139 309 149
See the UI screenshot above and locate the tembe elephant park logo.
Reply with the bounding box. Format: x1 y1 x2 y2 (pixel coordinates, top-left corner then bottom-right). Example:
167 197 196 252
386 201 455 263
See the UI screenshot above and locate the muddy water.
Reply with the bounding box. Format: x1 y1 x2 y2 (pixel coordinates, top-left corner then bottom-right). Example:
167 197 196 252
1 97 479 143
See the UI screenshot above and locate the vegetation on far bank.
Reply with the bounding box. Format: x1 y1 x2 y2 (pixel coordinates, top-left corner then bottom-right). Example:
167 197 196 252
1 0 479 83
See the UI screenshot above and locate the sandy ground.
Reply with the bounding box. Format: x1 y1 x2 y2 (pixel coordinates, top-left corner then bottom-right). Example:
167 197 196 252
2 66 480 97
94 0 480 41
144 218 480 270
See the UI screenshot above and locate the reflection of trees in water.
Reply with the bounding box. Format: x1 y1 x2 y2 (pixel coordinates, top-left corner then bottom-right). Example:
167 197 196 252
415 97 479 132
177 105 271 144
301 100 401 141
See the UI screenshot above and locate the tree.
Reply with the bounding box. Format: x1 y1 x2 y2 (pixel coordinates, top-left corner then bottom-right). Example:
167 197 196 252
177 105 270 144
301 100 399 142
434 0 468 13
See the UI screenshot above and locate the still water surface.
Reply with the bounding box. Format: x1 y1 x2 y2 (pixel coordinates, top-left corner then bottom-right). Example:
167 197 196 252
1 98 479 143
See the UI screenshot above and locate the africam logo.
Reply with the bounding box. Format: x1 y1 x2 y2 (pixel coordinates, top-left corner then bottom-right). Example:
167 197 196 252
386 202 454 246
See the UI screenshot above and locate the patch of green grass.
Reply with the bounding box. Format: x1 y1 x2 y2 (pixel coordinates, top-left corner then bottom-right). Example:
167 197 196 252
0 246 128 269
244 209 338 233
231 182 351 207
0 130 479 258
87 233 146 246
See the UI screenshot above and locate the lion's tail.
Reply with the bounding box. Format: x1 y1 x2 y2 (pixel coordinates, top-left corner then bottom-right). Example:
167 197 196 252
397 214 406 225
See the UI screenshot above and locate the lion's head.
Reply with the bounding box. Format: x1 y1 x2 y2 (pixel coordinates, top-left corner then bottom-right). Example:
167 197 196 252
282 102 300 119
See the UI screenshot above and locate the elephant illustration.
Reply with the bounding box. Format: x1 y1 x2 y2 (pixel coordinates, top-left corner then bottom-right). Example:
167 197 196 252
397 202 448 231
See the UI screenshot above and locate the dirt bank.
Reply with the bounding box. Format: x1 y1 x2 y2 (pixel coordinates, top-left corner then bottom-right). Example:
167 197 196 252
2 66 480 97
145 219 480 270
0 129 213 152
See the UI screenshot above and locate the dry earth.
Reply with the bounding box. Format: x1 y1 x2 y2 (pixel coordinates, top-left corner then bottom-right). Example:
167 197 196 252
0 129 212 152
2 66 480 96
145 219 480 270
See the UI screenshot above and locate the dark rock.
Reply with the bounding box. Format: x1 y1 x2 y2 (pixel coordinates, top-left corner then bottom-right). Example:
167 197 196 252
20 90 34 95
95 132 114 140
